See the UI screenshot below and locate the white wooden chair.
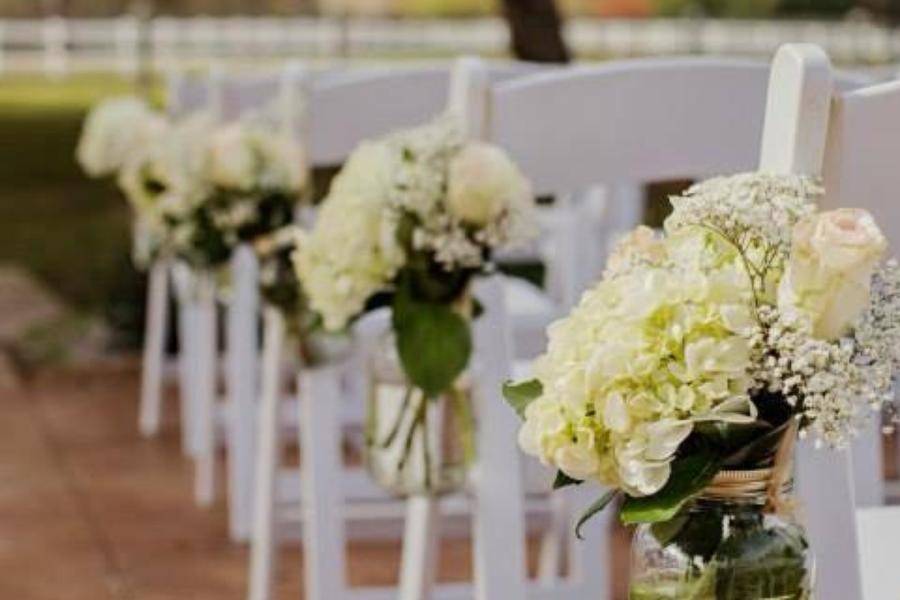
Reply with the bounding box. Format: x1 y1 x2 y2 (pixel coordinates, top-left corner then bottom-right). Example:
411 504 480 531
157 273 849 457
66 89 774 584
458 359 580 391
248 61 557 600
139 66 305 509
491 44 873 598
751 43 870 600
744 39 900 600
490 54 773 592
138 71 211 442
249 48 822 600
820 76 900 599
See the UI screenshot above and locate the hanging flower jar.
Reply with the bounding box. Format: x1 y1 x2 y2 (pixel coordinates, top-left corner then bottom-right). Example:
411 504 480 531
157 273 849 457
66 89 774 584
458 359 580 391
629 424 813 600
503 173 900 598
291 115 537 497
364 331 475 496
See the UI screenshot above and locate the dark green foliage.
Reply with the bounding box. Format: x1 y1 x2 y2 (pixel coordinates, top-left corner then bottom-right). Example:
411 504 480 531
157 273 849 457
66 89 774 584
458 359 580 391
553 469 583 490
712 510 809 598
575 489 620 539
392 273 472 398
620 451 721 525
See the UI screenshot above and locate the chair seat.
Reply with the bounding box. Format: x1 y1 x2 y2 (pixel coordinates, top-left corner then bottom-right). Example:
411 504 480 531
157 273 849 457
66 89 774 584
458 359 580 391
857 506 900 600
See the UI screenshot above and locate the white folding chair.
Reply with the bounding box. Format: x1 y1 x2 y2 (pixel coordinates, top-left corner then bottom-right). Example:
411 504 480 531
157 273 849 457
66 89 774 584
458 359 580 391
820 76 900 598
750 43 870 600
138 70 211 442
216 64 311 539
490 54 773 595
249 60 564 600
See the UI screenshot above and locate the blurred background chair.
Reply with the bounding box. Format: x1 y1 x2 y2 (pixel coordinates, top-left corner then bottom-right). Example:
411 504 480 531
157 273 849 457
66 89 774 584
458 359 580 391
822 75 900 600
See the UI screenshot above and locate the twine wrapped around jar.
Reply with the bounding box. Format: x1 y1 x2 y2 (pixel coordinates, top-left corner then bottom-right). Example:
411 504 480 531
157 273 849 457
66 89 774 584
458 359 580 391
701 419 800 514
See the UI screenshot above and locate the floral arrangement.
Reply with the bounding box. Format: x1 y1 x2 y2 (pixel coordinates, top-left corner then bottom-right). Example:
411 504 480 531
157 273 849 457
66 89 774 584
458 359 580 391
293 115 535 495
78 98 309 270
77 97 168 179
504 173 898 591
120 114 308 269
76 96 170 266
293 115 536 397
255 224 346 366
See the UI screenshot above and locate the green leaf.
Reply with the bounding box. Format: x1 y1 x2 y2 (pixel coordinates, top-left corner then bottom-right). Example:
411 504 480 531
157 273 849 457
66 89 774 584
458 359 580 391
620 451 721 525
502 379 543 419
694 420 772 451
553 470 583 490
392 283 471 398
723 420 791 468
575 490 619 540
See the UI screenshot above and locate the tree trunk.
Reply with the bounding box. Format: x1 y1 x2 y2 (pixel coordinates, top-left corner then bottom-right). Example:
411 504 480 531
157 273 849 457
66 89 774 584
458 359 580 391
501 0 571 63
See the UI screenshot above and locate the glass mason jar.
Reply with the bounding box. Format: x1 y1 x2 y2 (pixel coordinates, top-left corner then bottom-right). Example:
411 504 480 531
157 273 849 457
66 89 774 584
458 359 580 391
363 332 475 497
629 483 813 599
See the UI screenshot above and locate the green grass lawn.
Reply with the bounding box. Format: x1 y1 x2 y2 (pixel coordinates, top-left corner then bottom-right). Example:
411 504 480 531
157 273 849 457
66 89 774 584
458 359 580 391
0 73 156 348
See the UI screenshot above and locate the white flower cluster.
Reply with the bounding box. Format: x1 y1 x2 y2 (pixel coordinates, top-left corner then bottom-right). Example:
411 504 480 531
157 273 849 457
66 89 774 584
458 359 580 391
77 96 168 178
294 115 536 331
77 92 310 268
386 116 536 269
520 230 759 496
855 260 900 372
665 173 820 253
749 307 886 448
117 113 213 222
516 171 898 499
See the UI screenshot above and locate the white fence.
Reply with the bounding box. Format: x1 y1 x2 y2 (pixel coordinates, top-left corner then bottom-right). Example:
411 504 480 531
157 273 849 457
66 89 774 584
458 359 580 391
2 15 899 77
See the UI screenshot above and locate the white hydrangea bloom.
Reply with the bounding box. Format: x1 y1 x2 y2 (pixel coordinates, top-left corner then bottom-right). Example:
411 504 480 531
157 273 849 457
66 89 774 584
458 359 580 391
204 119 308 193
383 115 537 270
521 232 758 496
293 190 403 331
77 96 168 177
294 114 537 330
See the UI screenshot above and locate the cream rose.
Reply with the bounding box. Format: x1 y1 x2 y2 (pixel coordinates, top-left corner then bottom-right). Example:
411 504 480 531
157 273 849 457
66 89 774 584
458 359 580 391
446 142 530 226
778 208 887 340
258 135 308 192
77 97 167 177
206 124 257 190
606 226 667 275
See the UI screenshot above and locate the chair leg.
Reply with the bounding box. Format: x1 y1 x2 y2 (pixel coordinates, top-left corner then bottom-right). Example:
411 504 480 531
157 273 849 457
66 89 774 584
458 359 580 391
398 495 440 600
139 260 169 438
249 309 285 600
300 364 348 600
177 292 198 457
537 493 569 584
226 245 260 541
852 415 886 507
193 273 217 508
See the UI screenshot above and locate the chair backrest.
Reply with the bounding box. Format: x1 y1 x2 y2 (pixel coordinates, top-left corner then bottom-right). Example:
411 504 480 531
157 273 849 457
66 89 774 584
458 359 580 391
307 67 448 167
491 57 772 196
823 79 900 513
820 73 900 588
307 62 543 167
488 58 776 313
491 57 866 196
824 79 900 250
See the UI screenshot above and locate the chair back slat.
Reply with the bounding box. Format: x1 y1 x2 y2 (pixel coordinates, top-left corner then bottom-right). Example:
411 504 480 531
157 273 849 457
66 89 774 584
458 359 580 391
824 80 900 250
308 63 544 166
308 68 450 166
823 79 900 513
490 58 772 195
